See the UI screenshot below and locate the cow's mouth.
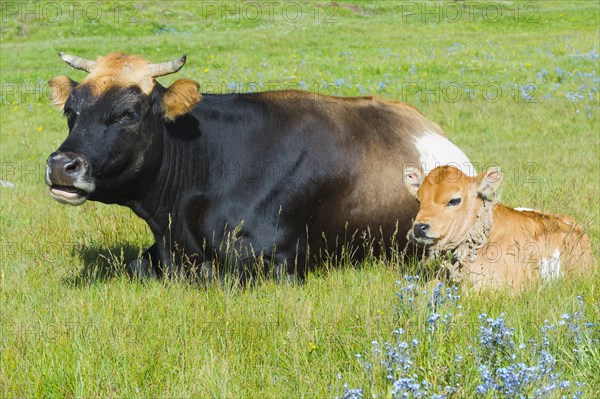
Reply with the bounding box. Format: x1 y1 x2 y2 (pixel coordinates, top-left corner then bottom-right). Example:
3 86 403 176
407 230 439 247
411 236 436 246
49 185 90 205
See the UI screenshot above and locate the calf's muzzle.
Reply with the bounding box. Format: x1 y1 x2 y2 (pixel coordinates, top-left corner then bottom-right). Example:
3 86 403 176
413 223 430 238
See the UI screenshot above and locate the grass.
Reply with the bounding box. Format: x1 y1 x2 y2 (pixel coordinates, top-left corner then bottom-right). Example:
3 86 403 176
1 0 599 397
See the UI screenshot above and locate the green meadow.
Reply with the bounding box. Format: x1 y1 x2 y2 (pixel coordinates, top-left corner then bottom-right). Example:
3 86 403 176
0 1 598 397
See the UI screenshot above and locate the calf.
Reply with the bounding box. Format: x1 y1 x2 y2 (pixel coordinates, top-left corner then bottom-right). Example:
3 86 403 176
404 165 595 289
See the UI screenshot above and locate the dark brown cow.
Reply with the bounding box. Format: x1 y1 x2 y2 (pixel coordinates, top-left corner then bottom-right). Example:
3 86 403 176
46 52 474 280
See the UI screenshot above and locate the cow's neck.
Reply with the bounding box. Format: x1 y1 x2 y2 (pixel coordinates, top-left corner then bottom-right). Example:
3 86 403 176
128 119 208 236
437 200 497 281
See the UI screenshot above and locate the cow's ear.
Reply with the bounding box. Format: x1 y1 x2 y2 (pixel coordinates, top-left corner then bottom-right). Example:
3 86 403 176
476 166 503 201
48 76 76 110
404 166 423 197
162 79 201 121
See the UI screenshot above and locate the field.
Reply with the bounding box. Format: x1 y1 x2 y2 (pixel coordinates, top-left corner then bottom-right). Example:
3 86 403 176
1 1 599 397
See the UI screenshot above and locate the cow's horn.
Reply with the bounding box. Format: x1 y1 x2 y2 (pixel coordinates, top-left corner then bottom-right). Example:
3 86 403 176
58 52 96 72
148 54 187 77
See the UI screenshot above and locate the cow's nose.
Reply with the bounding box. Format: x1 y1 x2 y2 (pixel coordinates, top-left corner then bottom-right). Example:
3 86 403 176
413 223 430 238
46 152 87 185
64 157 82 173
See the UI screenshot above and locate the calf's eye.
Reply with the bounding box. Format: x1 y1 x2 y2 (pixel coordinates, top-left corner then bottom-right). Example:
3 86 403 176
447 198 461 206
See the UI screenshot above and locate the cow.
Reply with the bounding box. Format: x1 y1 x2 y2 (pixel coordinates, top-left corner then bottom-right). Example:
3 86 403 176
45 51 474 280
404 165 595 289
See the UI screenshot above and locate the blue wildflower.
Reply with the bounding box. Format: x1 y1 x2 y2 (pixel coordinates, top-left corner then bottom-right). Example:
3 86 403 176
340 386 363 399
566 91 584 103
520 83 537 102
334 78 346 88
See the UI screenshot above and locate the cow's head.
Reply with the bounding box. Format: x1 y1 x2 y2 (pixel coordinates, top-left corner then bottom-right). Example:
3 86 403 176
404 165 502 249
45 52 201 205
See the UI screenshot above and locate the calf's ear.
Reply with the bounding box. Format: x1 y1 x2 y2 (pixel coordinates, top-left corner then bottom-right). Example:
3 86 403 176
162 79 201 121
476 166 503 201
48 76 77 110
404 166 423 197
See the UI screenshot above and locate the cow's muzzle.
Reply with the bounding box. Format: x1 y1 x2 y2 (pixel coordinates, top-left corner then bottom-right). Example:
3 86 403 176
45 151 95 205
408 222 438 246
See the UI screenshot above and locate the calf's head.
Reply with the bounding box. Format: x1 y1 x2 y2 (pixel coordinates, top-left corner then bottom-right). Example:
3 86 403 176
404 165 502 250
45 52 201 205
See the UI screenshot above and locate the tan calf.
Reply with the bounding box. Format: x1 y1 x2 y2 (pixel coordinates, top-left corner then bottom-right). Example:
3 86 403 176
404 165 595 289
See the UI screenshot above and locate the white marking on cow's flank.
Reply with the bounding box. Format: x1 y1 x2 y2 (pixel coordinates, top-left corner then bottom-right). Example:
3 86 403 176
414 131 476 176
540 247 561 282
514 207 536 212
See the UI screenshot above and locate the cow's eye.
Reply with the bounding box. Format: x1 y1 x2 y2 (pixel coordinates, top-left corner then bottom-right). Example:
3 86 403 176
116 111 138 123
447 198 461 207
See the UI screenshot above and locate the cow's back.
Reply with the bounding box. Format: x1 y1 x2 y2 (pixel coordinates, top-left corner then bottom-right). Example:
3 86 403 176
467 205 595 288
189 91 439 269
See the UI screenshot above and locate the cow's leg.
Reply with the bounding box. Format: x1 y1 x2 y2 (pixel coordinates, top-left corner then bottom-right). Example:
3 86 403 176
186 260 215 283
126 243 161 279
274 262 297 283
264 250 304 283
